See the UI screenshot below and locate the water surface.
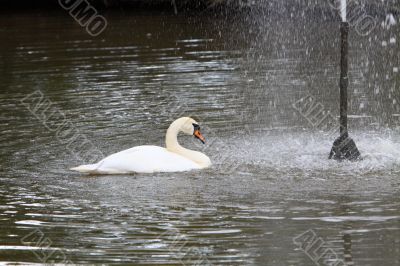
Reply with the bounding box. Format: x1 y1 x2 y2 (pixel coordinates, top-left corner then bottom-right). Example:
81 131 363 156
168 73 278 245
1 8 400 265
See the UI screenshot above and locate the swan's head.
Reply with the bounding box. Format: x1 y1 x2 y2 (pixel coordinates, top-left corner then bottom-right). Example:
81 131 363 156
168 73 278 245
179 117 206 144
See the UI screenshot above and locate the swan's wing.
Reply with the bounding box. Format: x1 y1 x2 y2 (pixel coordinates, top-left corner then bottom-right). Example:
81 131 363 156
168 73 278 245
93 145 200 174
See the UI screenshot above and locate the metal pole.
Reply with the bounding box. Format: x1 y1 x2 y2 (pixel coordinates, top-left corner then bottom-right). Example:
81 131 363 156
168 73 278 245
329 1 361 161
340 22 349 136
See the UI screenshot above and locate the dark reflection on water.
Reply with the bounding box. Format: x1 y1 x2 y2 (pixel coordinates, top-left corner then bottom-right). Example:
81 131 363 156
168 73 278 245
1 8 400 265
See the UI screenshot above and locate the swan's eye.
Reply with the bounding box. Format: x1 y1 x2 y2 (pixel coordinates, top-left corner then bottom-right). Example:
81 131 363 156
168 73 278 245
192 123 200 131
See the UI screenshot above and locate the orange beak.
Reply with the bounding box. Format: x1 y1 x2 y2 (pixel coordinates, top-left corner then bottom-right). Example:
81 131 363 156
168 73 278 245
194 129 205 144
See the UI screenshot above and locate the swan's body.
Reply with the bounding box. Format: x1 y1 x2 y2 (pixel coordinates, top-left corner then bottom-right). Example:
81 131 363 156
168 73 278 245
71 117 211 174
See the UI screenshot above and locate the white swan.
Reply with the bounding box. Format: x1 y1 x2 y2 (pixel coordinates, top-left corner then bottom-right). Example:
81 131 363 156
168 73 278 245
70 117 211 174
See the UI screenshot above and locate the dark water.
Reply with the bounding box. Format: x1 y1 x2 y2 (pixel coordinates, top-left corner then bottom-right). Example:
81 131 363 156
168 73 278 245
1 7 400 265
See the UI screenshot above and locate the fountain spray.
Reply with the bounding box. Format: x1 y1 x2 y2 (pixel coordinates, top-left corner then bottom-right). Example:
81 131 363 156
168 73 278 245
329 0 361 161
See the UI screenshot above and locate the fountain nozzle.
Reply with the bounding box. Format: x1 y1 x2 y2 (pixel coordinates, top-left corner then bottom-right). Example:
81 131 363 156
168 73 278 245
329 132 361 161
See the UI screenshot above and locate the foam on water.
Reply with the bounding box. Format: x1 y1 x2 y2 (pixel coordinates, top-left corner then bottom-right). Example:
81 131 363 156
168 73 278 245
221 130 400 177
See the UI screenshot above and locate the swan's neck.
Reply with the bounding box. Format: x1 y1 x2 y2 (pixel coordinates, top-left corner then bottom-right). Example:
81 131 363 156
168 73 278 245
165 121 210 168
